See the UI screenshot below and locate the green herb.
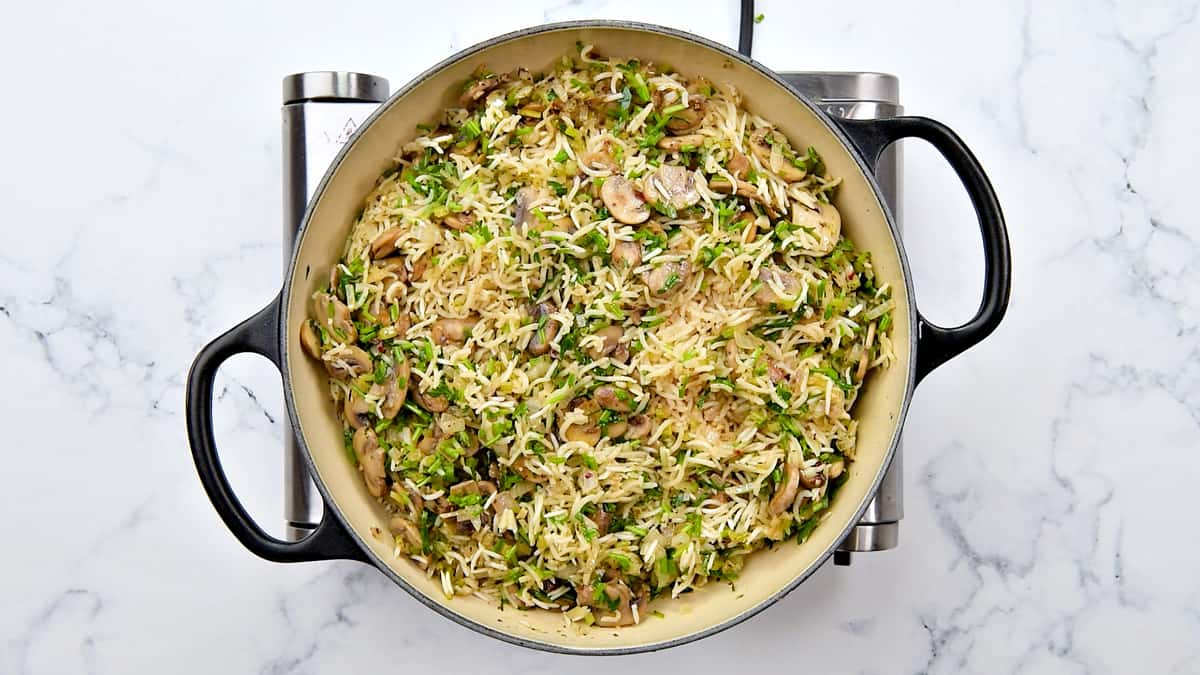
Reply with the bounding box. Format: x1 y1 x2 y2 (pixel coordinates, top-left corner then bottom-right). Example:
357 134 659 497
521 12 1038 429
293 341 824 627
607 552 632 571
812 367 854 393
553 148 569 163
548 180 567 197
754 13 765 23
686 512 702 537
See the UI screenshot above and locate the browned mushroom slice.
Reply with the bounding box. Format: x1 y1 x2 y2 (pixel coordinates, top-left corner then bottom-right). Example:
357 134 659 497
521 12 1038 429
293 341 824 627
656 133 705 152
299 319 323 360
527 303 560 356
594 385 634 413
410 254 429 282
754 267 802 306
343 391 372 429
708 177 777 217
431 316 479 346
513 187 546 230
611 241 643 269
799 467 827 490
561 398 603 445
441 211 475 231
666 94 706 133
511 455 546 483
388 516 422 552
413 386 449 413
734 211 758 244
600 175 650 225
458 69 507 107
643 260 690 296
579 581 638 626
592 509 612 536
642 164 702 210
603 419 628 439
370 227 404 259
313 293 357 344
491 490 517 515
367 258 407 284
768 460 800 515
586 325 625 360
322 345 372 381
727 149 750 179
353 426 388 498
625 414 653 440
749 128 807 183
580 142 620 172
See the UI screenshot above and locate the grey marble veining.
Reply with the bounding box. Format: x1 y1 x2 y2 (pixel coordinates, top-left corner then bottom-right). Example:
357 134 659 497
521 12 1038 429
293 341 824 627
1 0 1197 672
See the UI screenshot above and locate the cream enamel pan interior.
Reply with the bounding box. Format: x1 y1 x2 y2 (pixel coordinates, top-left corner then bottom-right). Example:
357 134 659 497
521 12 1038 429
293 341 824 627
282 23 912 653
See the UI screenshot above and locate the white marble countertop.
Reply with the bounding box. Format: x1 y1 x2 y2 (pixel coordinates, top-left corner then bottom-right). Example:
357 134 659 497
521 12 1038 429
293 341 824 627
3 0 1198 672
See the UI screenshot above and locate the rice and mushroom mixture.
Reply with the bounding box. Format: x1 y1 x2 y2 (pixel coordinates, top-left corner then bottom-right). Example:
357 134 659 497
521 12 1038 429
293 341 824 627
299 46 895 628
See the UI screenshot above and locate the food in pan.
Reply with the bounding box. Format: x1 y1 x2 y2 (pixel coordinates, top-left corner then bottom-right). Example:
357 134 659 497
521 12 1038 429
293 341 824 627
299 45 894 627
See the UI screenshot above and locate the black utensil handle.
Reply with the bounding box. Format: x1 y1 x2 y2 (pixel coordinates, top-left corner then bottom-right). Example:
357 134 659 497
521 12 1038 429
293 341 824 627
837 116 1012 382
185 293 367 563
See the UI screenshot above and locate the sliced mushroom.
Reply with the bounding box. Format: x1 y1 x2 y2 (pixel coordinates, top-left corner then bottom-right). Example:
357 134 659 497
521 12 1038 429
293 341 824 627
322 345 372 381
799 467 827 490
749 128 807 183
313 293 357 344
666 95 706 133
768 460 801 515
612 241 643 269
448 480 497 520
586 325 625 360
353 426 388 498
299 319 323 360
417 430 439 455
459 70 506 107
344 391 372 429
491 491 517 515
790 200 842 255
594 385 634 413
441 211 474 231
527 303 560 356
431 316 479 346
600 175 650 225
413 386 449 413
579 581 637 626
727 149 750 179
754 267 802 306
564 420 602 446
642 164 702 210
707 177 777 217
410 254 429 282
367 258 408 284
511 455 546 483
625 414 652 440
370 227 404 259
369 359 409 420
592 509 612 536
580 144 620 172
388 516 422 552
656 133 705 152
643 260 690 296
513 187 545 230
603 419 628 439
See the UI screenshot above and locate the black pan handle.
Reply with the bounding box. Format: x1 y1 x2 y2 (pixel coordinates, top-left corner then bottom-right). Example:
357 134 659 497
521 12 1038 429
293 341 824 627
836 116 1012 383
185 293 367 563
